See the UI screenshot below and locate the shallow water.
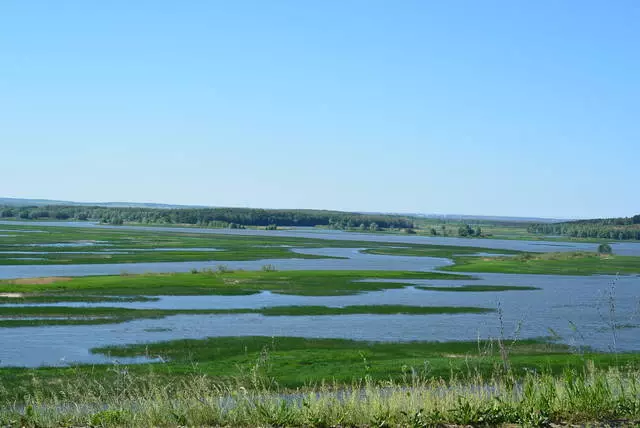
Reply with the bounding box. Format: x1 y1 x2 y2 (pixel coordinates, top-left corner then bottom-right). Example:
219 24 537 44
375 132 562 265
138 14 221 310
0 269 639 366
0 248 453 279
1 227 640 367
0 297 638 367
2 220 640 255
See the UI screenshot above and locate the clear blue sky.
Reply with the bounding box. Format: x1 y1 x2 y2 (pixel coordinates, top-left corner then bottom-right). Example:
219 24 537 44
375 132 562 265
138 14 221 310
1 1 638 219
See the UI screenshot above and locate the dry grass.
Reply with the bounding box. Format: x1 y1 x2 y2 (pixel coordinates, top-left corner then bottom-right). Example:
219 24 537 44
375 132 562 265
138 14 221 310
7 276 73 285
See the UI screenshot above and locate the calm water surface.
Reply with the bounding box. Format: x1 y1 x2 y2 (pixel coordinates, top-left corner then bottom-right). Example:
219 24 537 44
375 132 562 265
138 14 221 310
1 227 639 367
1 269 638 366
0 248 452 279
3 220 640 255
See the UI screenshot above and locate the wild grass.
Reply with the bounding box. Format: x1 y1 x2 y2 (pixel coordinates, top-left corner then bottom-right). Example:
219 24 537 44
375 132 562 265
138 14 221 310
82 336 639 392
1 358 639 426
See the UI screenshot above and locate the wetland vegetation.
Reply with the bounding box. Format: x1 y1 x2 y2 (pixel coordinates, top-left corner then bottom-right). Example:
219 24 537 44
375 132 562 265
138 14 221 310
0 305 494 327
0 269 471 297
2 338 640 426
444 251 640 275
1 218 640 426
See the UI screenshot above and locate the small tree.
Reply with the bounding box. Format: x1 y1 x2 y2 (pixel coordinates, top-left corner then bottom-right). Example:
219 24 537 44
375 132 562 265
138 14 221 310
598 243 613 255
458 224 474 237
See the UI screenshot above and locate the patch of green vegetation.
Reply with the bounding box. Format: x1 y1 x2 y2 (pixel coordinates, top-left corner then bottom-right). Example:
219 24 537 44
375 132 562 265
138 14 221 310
2 336 640 426
0 247 335 265
0 306 241 327
84 336 640 388
0 304 492 327
0 270 472 297
0 222 528 267
416 284 540 292
0 295 158 304
3 363 640 427
444 251 640 275
143 327 172 332
362 245 520 259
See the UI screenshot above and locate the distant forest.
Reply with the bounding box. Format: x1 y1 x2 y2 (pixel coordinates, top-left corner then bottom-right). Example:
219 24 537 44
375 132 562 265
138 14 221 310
528 215 640 240
0 205 415 230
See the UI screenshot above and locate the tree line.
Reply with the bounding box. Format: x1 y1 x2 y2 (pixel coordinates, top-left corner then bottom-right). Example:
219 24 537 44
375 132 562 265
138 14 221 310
0 205 415 230
528 215 640 241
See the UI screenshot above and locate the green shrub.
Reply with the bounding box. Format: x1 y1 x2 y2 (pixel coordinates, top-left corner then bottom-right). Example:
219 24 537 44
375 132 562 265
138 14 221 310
598 243 613 254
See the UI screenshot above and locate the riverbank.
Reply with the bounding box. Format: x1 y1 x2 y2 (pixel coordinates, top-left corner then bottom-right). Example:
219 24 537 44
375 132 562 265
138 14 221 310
1 341 639 426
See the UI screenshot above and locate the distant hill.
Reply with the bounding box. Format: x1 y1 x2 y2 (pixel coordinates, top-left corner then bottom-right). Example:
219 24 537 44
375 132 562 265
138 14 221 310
0 200 415 230
1 197 568 224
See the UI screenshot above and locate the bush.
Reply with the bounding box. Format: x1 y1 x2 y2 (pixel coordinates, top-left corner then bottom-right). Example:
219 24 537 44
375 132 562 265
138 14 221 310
261 264 277 272
598 243 613 255
216 264 231 273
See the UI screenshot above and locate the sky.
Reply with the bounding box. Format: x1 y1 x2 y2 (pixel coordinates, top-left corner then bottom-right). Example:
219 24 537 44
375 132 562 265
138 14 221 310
1 1 638 219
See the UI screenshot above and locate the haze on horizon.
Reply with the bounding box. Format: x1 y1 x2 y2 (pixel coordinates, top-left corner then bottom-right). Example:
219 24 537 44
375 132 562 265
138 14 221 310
1 1 638 219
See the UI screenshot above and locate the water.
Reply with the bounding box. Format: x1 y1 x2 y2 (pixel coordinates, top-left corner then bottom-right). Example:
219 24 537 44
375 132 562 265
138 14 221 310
0 267 639 366
1 223 640 367
3 220 640 255
0 248 452 279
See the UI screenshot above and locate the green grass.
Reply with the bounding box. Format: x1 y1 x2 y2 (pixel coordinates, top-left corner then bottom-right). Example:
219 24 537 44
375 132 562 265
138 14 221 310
3 367 640 426
0 295 158 304
87 336 640 389
0 304 493 327
416 284 540 292
2 336 639 401
0 269 472 297
362 245 520 259
444 251 640 275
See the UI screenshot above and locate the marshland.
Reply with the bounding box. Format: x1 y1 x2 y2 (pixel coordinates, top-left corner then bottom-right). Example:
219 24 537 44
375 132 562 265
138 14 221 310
0 214 639 426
